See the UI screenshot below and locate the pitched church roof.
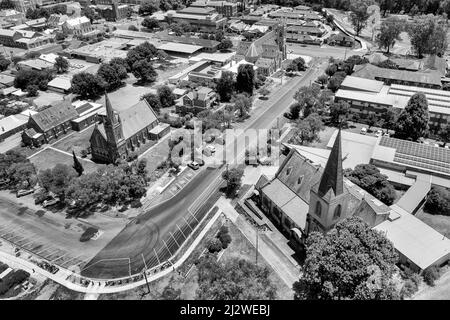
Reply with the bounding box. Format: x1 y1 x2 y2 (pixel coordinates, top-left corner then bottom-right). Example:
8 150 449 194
119 100 158 140
317 128 344 197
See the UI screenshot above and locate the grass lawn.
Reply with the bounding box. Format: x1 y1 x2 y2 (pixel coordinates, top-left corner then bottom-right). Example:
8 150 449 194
416 210 450 238
140 137 171 178
51 126 95 156
29 148 99 173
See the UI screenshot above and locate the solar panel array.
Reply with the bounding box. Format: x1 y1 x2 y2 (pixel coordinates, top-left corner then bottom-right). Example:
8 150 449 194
379 137 450 176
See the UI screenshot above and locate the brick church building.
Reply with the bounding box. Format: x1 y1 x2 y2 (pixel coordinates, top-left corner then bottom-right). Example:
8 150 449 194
89 93 165 163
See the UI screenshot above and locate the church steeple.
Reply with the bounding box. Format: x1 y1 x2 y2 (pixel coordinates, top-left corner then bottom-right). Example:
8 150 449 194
103 92 123 147
318 128 344 197
105 92 117 125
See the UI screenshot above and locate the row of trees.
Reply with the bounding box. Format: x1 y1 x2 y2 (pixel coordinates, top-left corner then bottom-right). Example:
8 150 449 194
25 4 66 20
71 42 166 99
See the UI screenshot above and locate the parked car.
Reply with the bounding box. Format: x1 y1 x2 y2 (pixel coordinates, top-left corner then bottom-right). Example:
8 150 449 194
16 189 34 197
383 132 390 137
375 129 383 137
43 198 59 208
205 145 216 153
194 158 205 166
187 161 200 170
360 127 367 135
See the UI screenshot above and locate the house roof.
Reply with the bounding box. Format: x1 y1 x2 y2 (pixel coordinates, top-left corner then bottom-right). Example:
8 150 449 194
30 101 78 132
47 77 72 90
157 42 202 54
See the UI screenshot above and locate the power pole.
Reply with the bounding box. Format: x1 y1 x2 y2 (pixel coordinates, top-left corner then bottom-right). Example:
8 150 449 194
255 227 259 265
141 254 150 295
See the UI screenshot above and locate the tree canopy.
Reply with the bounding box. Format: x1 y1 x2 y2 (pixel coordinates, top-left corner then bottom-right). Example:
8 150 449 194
376 17 404 53
216 71 235 102
293 216 399 300
344 164 397 205
408 15 448 58
236 64 255 95
196 255 277 300
71 72 105 99
395 93 429 141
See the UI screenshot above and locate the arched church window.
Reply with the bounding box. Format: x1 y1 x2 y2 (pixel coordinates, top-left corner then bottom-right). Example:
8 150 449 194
334 204 342 219
315 201 322 217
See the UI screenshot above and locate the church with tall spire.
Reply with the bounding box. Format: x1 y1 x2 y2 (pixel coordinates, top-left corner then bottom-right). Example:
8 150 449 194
255 128 392 248
89 93 165 163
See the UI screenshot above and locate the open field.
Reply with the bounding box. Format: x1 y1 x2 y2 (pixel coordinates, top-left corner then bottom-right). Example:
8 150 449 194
29 147 99 173
0 194 126 273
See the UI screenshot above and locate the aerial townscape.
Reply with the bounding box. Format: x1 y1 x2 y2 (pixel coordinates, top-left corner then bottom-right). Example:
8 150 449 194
0 0 450 306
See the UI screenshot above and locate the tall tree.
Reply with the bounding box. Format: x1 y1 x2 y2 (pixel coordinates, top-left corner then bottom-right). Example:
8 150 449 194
142 93 162 114
329 100 350 125
132 59 157 83
395 93 430 141
71 72 105 99
350 0 370 36
222 167 244 198
293 217 399 300
376 17 403 53
142 17 160 30
72 150 84 177
236 64 255 95
232 93 252 118
408 15 448 58
157 85 176 109
54 56 69 74
216 71 235 102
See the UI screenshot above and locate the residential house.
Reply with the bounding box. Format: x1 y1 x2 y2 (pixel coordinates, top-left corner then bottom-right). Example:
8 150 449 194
176 87 217 115
326 33 354 47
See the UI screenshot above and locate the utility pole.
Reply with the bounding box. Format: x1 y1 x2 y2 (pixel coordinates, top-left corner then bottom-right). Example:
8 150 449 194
255 227 259 265
141 254 150 295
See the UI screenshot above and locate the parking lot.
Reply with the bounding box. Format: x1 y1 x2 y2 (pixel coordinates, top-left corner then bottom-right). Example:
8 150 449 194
0 219 90 271
0 194 127 275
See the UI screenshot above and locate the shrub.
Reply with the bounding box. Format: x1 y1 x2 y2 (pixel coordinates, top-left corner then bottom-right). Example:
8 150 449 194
206 237 222 253
130 199 142 208
217 226 232 249
0 269 29 295
79 227 98 242
423 266 440 286
400 279 418 299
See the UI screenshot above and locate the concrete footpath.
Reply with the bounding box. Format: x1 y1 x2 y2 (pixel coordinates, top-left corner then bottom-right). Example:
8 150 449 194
216 197 301 287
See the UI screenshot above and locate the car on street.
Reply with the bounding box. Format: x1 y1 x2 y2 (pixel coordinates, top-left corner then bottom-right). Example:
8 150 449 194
205 145 216 153
188 161 200 170
16 189 34 197
43 198 59 208
360 127 367 135
194 158 205 166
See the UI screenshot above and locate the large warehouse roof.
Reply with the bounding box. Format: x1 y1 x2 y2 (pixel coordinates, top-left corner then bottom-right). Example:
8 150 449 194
157 42 202 54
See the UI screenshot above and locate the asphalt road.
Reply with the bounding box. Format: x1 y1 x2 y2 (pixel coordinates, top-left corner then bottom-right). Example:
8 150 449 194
81 59 329 279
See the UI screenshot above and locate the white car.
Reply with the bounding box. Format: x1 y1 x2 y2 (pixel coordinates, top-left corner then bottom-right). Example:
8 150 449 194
360 127 367 135
375 129 383 137
206 145 216 153
43 198 59 208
